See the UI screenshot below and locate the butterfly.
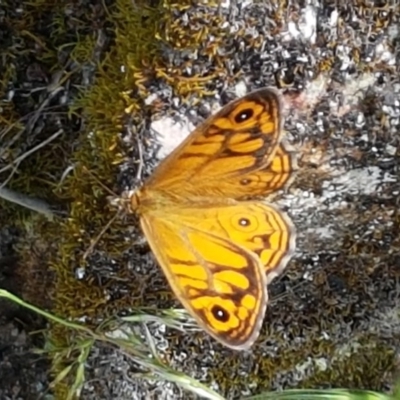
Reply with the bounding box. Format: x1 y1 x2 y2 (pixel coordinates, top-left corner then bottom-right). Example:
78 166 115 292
129 87 297 350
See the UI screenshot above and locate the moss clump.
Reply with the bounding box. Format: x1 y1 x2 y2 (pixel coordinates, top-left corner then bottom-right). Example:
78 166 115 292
303 338 395 389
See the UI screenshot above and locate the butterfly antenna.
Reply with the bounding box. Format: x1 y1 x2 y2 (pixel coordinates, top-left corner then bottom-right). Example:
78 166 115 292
83 211 121 260
80 165 122 260
135 133 144 181
126 122 145 182
81 165 118 197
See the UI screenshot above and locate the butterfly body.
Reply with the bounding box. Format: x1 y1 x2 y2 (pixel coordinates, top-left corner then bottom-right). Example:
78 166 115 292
129 88 297 350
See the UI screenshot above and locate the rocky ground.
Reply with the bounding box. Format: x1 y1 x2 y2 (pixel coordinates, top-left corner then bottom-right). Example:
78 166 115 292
1 1 399 399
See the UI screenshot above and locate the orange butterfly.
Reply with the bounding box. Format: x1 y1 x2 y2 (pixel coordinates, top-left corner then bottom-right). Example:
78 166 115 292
129 88 297 350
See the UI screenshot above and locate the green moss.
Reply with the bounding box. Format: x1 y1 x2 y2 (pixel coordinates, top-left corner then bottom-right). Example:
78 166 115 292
303 338 395 389
0 0 102 210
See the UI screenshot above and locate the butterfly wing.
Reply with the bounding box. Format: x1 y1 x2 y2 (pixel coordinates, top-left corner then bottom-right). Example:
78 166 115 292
139 201 295 349
146 88 293 199
132 87 297 349
207 141 297 200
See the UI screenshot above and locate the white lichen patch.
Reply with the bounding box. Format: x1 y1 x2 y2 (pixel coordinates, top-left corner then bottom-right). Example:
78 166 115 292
282 3 317 44
151 116 195 161
326 166 397 197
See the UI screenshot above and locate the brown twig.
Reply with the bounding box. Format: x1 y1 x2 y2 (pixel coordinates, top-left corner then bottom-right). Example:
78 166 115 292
0 128 64 174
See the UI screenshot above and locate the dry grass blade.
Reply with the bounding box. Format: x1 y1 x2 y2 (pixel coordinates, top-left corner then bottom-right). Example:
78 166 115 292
0 186 55 218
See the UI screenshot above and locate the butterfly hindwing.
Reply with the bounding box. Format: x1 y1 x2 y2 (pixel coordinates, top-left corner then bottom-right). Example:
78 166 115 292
139 201 294 349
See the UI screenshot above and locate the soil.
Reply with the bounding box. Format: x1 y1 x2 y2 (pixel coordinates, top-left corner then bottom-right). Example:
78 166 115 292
0 246 50 399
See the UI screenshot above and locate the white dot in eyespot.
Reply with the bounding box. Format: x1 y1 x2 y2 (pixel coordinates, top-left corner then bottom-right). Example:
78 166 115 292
239 218 250 226
212 305 230 322
236 109 253 122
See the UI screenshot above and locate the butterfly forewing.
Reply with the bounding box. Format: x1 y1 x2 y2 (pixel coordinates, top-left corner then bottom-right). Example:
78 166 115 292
146 88 284 199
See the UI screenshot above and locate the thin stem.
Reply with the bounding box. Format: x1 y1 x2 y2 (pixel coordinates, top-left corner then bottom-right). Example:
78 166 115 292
0 186 55 218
